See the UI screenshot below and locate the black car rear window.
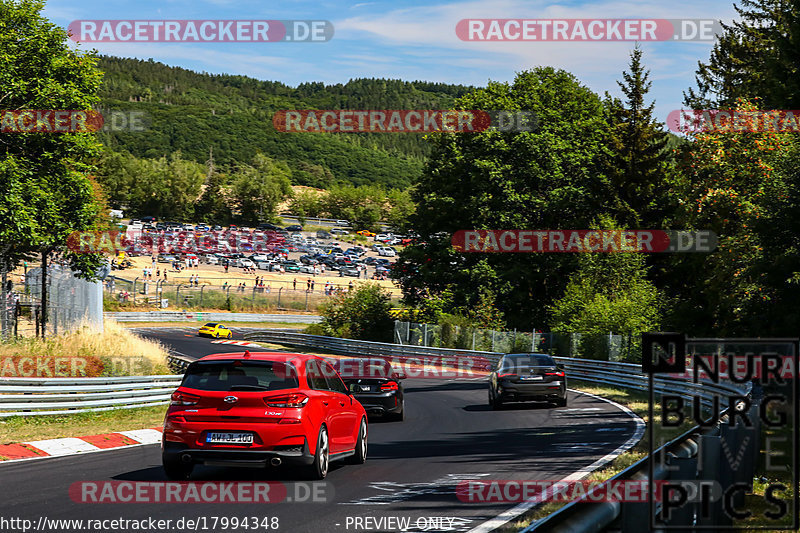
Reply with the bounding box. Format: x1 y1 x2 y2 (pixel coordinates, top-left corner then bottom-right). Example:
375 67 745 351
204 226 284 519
182 361 299 391
203 323 218 327
502 354 555 369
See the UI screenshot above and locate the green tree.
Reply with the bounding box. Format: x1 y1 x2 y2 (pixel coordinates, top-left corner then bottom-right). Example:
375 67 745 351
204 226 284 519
288 189 325 218
230 153 292 225
317 283 394 342
666 100 794 335
604 46 672 227
685 0 800 109
0 0 107 276
384 188 416 230
550 229 662 336
397 67 617 328
324 184 384 231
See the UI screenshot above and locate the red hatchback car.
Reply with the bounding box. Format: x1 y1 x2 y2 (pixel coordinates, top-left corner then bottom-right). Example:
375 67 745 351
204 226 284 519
162 351 368 480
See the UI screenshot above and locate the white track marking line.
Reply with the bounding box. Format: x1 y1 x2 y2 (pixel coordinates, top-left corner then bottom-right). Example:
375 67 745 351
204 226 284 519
466 389 646 533
23 438 100 456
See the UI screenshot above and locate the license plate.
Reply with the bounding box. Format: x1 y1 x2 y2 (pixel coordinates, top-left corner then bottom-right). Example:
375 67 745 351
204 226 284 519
206 432 253 444
521 375 543 381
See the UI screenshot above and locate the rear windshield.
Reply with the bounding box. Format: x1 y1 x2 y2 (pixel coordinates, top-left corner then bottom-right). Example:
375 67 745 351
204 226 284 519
502 354 556 369
203 323 218 327
182 361 299 391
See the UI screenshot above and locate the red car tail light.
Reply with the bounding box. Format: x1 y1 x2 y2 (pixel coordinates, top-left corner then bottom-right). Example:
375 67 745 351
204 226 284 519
380 381 399 391
265 393 309 408
278 418 302 424
545 371 565 377
498 373 517 378
170 391 200 406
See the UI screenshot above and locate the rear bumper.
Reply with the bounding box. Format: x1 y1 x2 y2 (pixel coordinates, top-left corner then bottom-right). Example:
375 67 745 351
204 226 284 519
163 441 314 467
497 381 566 401
353 393 402 416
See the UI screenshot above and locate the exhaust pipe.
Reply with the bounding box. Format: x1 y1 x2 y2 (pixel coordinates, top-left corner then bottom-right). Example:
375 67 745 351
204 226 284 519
270 457 282 467
181 453 192 464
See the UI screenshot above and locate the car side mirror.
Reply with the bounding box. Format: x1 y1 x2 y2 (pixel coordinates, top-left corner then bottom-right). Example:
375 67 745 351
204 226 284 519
395 373 406 380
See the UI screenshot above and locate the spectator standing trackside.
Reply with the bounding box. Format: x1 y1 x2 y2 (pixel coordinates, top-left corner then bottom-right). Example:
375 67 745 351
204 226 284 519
349 281 354 292
310 279 315 291
293 278 297 291
306 278 311 292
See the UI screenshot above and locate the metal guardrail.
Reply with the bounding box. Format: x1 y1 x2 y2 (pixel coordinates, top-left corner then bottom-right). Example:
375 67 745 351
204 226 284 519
243 330 504 369
0 354 196 417
0 374 183 417
105 312 321 323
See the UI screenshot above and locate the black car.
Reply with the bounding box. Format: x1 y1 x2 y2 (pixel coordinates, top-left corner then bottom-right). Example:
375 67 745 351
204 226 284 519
316 230 332 239
285 224 303 232
488 353 567 409
331 358 405 421
258 223 280 231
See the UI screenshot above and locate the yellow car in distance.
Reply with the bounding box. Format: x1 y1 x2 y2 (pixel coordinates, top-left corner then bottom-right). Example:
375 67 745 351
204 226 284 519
198 323 233 339
357 230 376 237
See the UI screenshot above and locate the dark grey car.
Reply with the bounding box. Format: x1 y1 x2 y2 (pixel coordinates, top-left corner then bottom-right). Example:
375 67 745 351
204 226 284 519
488 353 567 409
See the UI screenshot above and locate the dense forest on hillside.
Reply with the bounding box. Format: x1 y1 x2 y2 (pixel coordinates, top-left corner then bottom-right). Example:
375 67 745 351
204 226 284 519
97 56 475 189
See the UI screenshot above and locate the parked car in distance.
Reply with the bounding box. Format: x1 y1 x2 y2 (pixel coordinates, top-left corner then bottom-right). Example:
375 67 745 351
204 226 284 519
341 266 361 277
237 258 255 268
357 230 376 237
299 265 322 275
331 228 349 236
377 246 396 257
162 351 368 480
316 230 332 239
488 353 567 409
285 225 303 232
281 260 301 272
335 220 349 226
331 357 405 421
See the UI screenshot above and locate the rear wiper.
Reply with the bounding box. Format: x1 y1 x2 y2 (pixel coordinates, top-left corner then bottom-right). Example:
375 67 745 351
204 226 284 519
228 384 270 391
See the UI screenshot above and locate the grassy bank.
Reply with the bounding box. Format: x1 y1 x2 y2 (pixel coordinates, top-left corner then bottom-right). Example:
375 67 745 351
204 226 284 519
0 406 167 449
0 320 171 376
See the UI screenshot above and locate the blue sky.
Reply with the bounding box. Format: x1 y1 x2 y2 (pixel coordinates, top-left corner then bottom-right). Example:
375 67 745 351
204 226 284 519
46 0 739 124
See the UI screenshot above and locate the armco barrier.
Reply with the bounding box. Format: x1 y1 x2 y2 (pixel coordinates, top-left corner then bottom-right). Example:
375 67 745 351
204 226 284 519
0 375 182 417
105 311 321 323
0 354 194 417
243 330 504 370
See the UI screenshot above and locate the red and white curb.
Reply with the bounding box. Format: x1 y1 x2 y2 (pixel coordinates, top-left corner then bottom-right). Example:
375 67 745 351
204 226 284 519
0 427 163 463
210 340 262 348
